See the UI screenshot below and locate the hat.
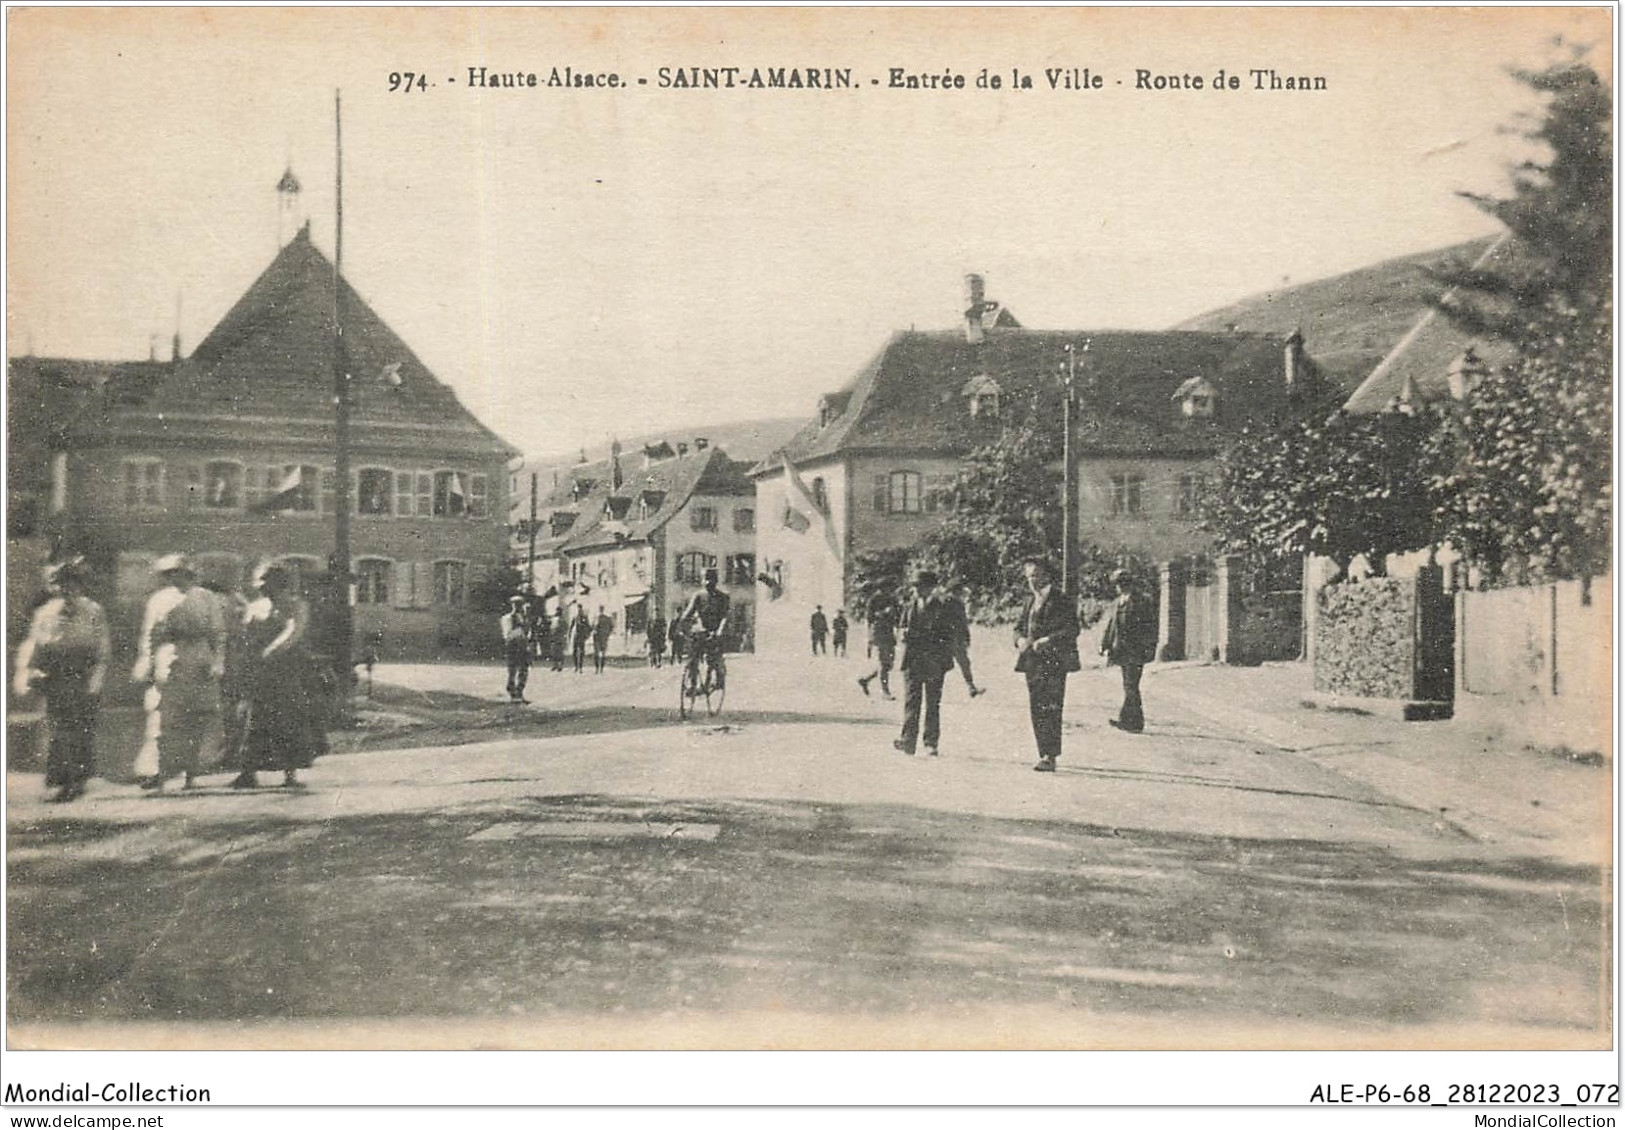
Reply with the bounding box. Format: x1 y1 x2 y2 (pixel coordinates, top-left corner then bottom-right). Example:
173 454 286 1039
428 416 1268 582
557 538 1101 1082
509 594 527 604
153 553 195 576
1110 568 1132 585
915 570 940 588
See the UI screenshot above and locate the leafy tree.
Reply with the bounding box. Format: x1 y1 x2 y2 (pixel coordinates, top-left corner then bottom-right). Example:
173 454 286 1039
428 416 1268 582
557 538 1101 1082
920 415 1063 622
847 547 912 621
469 560 530 615
1426 57 1612 583
1207 410 1445 576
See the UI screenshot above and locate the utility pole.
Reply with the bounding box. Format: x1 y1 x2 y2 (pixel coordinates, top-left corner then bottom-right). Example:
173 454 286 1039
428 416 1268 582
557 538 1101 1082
527 472 539 594
1060 341 1084 594
331 88 354 686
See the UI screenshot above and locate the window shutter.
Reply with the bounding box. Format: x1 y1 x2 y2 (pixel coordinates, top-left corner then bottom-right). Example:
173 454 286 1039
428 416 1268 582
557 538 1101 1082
416 473 433 517
411 561 431 608
395 472 414 517
184 463 204 510
469 474 488 519
392 561 413 608
873 475 887 512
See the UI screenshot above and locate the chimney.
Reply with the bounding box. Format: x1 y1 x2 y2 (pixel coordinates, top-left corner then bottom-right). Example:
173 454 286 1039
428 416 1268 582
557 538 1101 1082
611 438 623 491
1284 328 1305 393
677 442 689 458
694 437 709 451
963 273 987 345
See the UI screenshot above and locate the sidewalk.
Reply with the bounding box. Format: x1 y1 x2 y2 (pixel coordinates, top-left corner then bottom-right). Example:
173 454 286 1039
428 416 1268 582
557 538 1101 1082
1146 660 1612 866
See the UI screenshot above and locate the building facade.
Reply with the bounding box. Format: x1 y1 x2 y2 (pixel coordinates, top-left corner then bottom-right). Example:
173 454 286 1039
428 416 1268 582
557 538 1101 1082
750 275 1329 653
525 440 757 655
39 225 517 660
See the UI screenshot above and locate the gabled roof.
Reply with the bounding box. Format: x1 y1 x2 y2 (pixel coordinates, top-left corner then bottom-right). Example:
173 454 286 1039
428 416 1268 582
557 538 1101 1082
538 446 753 556
1342 235 1516 414
84 226 514 456
758 326 1327 470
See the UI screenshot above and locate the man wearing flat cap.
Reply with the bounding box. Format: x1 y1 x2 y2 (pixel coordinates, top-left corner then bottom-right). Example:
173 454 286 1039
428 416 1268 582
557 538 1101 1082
500 594 532 704
1100 568 1157 734
133 553 227 790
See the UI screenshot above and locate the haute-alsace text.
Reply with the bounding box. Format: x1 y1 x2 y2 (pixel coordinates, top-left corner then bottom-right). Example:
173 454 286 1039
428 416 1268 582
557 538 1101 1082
463 65 621 89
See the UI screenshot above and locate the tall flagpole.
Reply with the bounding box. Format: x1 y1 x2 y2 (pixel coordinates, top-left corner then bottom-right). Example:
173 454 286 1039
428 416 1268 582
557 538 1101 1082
332 88 355 685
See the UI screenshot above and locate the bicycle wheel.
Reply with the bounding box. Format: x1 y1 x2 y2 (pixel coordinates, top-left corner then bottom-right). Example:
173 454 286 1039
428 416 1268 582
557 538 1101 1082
705 658 726 716
678 662 697 719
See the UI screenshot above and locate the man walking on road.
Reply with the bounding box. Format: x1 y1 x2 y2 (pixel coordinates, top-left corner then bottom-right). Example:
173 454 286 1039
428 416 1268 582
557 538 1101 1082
893 571 964 757
501 595 531 704
1100 568 1157 733
592 607 614 674
857 591 899 700
1014 558 1081 772
568 605 591 674
831 609 849 657
809 606 829 656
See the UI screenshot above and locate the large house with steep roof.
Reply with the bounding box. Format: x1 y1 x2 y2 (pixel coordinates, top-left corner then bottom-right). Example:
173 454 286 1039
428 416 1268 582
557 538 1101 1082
749 275 1331 653
32 223 518 659
524 438 757 654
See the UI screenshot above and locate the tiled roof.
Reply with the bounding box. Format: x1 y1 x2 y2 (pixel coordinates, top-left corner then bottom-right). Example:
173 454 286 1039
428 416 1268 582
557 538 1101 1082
760 326 1327 470
541 446 752 555
91 227 514 456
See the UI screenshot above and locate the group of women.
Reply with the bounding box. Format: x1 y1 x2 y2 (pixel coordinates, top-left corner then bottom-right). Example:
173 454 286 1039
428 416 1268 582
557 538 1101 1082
13 554 329 802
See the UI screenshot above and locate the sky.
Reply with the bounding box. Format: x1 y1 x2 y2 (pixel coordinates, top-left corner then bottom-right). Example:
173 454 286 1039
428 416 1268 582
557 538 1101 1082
5 6 1612 461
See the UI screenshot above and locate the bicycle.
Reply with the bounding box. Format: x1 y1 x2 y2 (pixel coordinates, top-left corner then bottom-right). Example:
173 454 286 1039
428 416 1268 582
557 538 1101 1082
678 631 726 719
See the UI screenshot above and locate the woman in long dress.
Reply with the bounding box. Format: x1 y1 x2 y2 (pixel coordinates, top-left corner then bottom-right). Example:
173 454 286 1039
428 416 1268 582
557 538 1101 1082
230 566 327 789
13 557 112 802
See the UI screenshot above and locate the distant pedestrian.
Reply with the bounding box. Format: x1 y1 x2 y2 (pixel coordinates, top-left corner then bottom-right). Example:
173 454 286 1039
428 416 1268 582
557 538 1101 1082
1100 569 1157 733
893 571 965 757
831 610 849 657
548 610 566 672
501 595 531 703
592 606 613 673
668 613 686 665
1014 558 1081 772
856 591 899 700
13 557 111 803
810 605 828 655
949 586 984 698
133 554 227 792
568 605 591 673
647 613 668 667
231 565 326 789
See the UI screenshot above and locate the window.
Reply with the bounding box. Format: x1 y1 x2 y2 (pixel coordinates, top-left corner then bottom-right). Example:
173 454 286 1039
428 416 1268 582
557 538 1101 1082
278 464 318 512
432 560 467 606
733 508 755 533
690 506 717 532
886 470 922 515
550 512 577 537
1110 472 1145 516
357 468 393 515
923 473 958 514
320 470 336 516
1176 472 1208 517
433 471 467 518
468 473 489 519
204 461 243 509
811 478 828 512
726 553 756 585
355 558 392 604
675 551 716 583
122 459 165 510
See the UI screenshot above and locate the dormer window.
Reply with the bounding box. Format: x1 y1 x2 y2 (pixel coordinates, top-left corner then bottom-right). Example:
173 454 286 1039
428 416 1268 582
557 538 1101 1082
960 374 1002 419
1172 377 1218 420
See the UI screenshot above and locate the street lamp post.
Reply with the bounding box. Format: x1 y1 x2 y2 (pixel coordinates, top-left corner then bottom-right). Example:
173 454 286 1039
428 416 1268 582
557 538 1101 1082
1060 340 1089 594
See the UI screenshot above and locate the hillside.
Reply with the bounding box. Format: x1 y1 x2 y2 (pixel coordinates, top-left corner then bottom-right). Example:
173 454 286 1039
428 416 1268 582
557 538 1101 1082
1175 237 1500 394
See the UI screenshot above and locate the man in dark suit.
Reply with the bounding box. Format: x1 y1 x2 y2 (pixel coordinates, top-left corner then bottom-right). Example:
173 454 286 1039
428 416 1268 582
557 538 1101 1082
1100 568 1157 733
1014 558 1081 772
893 571 965 756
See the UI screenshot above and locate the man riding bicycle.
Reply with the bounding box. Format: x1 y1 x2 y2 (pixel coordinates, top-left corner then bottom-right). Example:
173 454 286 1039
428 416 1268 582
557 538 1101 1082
678 567 730 690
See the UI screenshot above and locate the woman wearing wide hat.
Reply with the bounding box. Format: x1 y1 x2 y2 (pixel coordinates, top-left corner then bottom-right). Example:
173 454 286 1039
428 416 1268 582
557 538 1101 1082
13 557 112 802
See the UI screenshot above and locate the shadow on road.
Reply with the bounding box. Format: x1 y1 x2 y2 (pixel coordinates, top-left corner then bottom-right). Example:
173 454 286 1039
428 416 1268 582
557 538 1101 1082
7 792 1609 1044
